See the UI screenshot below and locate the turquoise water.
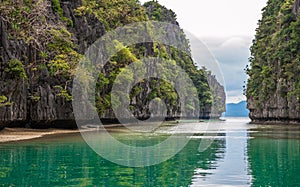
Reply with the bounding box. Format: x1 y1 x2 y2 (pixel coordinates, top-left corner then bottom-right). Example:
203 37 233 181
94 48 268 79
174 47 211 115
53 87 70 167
0 118 299 187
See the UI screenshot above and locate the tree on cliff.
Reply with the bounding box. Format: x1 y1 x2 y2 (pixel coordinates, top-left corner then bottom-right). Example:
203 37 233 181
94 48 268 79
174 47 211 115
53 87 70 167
246 0 300 123
0 0 225 128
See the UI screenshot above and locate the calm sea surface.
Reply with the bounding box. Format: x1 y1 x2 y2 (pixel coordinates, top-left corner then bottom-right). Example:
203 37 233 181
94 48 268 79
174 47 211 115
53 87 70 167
0 117 299 187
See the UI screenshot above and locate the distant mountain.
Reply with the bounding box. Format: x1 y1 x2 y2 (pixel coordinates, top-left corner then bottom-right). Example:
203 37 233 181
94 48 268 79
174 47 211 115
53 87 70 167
223 101 249 117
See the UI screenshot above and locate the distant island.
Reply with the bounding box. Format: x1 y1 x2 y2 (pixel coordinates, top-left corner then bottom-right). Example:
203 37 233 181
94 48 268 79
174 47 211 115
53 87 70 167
223 101 249 117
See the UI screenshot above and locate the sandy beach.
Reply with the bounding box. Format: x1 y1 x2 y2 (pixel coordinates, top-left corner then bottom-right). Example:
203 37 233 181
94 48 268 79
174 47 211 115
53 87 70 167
0 124 129 143
0 128 84 143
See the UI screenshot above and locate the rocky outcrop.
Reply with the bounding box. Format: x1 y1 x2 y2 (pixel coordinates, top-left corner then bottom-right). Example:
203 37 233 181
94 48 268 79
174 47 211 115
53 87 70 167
60 0 106 54
248 94 300 124
247 0 300 124
207 74 226 118
143 1 226 119
0 0 225 129
293 0 300 16
0 0 105 128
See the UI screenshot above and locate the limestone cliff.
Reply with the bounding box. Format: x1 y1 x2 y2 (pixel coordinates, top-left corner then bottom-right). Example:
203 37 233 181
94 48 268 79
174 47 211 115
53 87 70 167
0 0 105 129
247 0 300 124
0 0 225 129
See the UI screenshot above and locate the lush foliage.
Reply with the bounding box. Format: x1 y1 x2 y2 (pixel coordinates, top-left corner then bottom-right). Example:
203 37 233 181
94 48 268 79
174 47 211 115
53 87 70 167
144 1 177 23
0 0 224 117
51 0 73 26
54 86 72 101
5 59 27 80
92 0 220 117
0 0 60 49
76 0 148 29
0 0 83 101
0 95 12 107
246 0 300 108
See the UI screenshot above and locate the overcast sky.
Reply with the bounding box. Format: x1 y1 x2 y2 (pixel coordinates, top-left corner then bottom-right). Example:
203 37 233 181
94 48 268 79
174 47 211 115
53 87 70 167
140 0 268 103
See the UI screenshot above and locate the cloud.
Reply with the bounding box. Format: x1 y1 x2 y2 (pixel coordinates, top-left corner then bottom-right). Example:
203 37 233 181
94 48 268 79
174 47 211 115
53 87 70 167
214 37 251 64
200 36 251 103
186 32 225 86
182 35 250 103
139 0 265 103
141 0 267 37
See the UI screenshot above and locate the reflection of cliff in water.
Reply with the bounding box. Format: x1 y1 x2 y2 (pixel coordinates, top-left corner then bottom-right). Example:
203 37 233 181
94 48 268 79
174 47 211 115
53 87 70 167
247 127 300 187
0 133 226 186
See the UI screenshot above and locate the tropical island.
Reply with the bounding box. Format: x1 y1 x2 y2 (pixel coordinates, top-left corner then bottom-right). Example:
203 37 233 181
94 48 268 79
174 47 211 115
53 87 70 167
0 0 225 131
246 0 300 124
1 0 300 186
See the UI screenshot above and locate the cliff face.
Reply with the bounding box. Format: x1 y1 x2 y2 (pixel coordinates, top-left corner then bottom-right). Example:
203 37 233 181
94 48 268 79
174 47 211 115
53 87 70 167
207 74 226 118
0 0 102 128
293 0 300 15
0 0 105 128
247 0 300 124
143 1 226 118
0 0 225 129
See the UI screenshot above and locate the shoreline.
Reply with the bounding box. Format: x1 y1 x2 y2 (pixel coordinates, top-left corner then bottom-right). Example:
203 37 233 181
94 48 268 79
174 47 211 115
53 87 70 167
0 128 81 143
249 119 300 125
0 124 126 144
0 119 226 144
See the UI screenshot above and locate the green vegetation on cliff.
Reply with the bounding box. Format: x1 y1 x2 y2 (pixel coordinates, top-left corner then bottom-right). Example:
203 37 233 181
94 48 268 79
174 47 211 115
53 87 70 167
0 0 225 127
246 0 300 122
76 0 148 29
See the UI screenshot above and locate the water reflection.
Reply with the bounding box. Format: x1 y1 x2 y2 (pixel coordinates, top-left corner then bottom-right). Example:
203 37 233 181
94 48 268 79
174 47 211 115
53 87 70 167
0 132 226 187
247 125 300 187
191 117 252 186
2 119 299 187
